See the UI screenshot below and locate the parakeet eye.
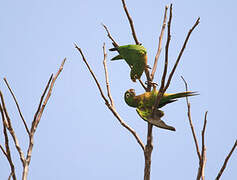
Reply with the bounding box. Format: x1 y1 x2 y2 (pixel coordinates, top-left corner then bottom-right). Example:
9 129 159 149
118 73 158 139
125 93 130 98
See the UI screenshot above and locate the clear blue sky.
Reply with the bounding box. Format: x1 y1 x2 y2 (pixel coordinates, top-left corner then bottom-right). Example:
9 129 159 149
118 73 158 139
0 0 236 179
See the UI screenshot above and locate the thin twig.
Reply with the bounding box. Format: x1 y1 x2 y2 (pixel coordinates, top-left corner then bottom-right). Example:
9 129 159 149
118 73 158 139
161 4 172 88
103 43 114 107
76 45 145 151
181 76 201 160
197 112 208 180
200 112 207 180
139 79 147 91
31 74 53 133
215 140 237 180
23 58 66 180
151 5 168 80
0 104 17 180
0 91 26 165
164 17 200 92
121 0 140 45
102 24 119 47
110 106 145 151
152 4 173 116
75 44 110 105
31 58 66 135
4 78 30 135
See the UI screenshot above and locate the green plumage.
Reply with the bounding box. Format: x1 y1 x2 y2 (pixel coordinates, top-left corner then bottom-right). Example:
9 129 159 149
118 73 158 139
109 44 147 82
124 89 198 131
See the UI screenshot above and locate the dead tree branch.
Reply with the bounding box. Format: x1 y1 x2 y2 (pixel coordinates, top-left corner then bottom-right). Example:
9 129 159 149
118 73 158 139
75 43 145 151
121 0 140 45
164 17 200 92
0 104 16 180
0 91 26 165
181 76 201 160
102 24 119 47
4 78 30 135
182 76 207 180
215 140 237 180
151 5 168 81
103 43 114 107
0 59 66 180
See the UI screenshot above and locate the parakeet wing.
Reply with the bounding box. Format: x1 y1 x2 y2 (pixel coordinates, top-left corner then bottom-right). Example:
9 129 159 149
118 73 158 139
136 108 176 131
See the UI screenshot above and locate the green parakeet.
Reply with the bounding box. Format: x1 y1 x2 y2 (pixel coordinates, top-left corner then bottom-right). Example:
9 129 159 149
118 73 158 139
124 89 198 131
109 44 147 82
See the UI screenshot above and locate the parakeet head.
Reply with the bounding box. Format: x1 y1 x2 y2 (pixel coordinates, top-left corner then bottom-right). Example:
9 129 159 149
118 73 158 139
124 89 138 107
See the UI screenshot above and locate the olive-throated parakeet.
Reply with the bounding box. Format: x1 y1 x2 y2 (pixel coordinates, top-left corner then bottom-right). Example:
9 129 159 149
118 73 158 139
109 44 147 82
124 89 198 131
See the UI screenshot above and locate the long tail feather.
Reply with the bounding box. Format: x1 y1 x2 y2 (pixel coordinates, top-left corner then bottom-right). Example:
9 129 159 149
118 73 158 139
166 91 199 100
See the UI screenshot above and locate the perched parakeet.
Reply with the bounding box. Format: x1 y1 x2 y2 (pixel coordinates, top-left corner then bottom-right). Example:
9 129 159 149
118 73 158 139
109 44 147 82
124 89 198 131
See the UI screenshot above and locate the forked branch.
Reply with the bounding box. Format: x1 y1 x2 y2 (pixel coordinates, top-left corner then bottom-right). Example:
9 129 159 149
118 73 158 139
0 59 66 180
75 43 145 151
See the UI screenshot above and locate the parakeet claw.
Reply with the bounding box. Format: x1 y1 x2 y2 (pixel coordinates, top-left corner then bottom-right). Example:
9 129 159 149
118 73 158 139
146 65 151 69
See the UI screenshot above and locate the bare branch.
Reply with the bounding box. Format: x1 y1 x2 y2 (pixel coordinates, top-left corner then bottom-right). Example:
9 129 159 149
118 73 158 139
144 123 153 180
121 0 140 45
0 144 7 157
215 140 237 180
164 17 200 91
75 44 110 105
0 91 26 165
139 79 147 91
4 78 30 136
76 45 145 151
151 5 168 80
197 111 208 180
103 43 114 107
31 74 53 133
0 104 17 180
34 58 66 132
23 58 66 180
200 112 208 180
181 76 201 160
109 106 145 151
161 4 172 89
151 4 173 116
102 24 119 47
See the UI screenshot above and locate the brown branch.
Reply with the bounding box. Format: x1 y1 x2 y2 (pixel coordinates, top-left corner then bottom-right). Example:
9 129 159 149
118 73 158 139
121 0 140 45
0 91 26 165
181 76 201 160
144 123 153 180
22 58 66 180
151 5 168 80
161 4 172 89
109 106 145 151
0 104 17 180
152 4 173 116
164 17 200 92
197 112 208 180
102 24 119 47
76 45 145 151
200 112 207 180
139 79 147 91
103 43 114 107
75 44 110 105
4 78 30 136
31 74 53 133
215 140 237 180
